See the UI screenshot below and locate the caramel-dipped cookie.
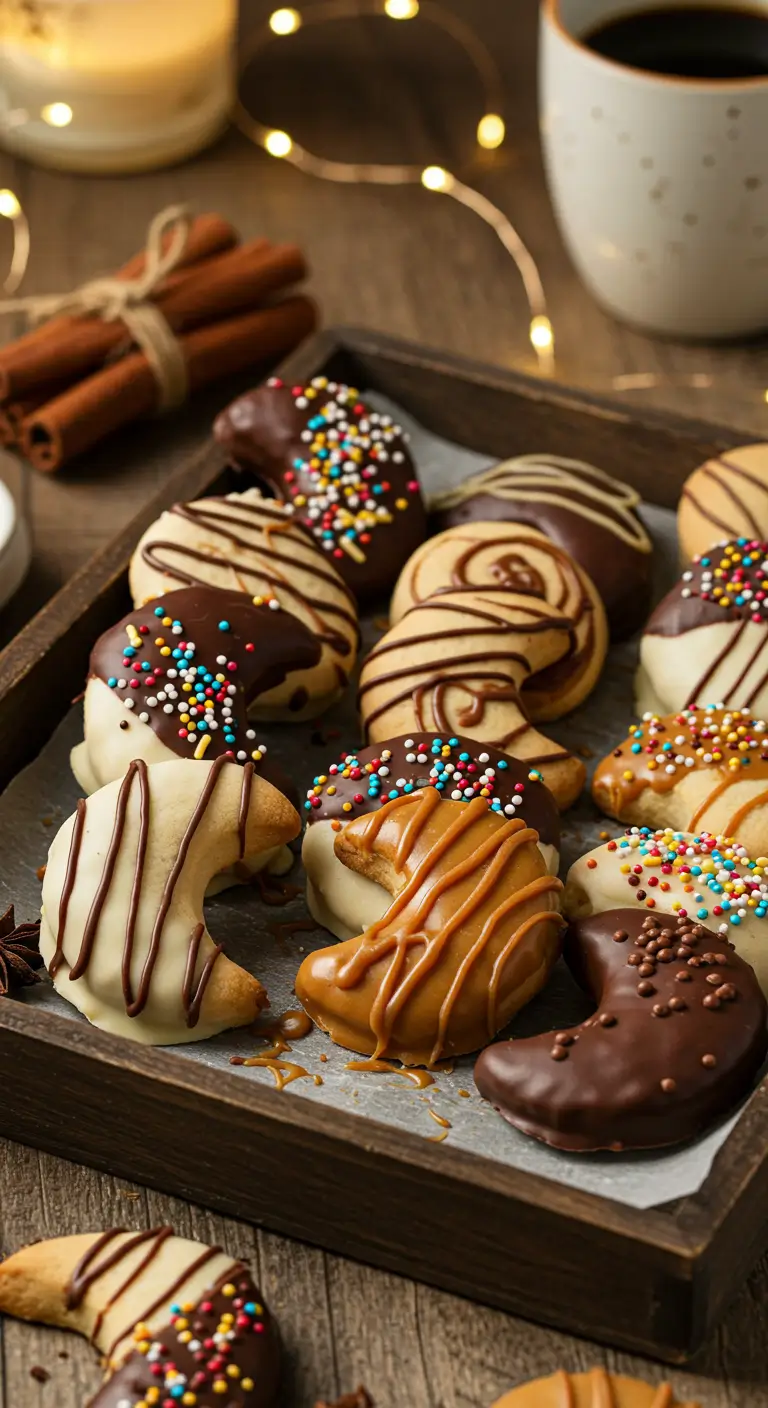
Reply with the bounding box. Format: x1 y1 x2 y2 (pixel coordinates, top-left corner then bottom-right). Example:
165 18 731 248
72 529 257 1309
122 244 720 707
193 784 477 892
303 733 560 940
563 827 768 995
40 757 300 1045
475 908 767 1152
678 444 768 564
390 522 608 720
0 1230 280 1406
358 589 586 809
432 454 652 638
213 377 427 600
296 787 563 1066
637 539 768 717
491 1369 700 1407
130 487 359 715
593 706 768 854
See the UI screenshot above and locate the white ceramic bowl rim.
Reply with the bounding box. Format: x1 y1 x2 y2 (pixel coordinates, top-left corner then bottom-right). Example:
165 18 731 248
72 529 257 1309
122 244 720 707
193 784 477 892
541 0 768 92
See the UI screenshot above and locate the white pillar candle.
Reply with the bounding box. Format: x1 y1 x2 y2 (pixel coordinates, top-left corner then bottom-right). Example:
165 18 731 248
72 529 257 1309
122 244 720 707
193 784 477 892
0 0 236 173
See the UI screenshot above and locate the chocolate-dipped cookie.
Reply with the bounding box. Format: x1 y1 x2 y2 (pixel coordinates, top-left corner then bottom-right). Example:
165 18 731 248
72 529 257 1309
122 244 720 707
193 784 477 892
432 454 652 638
475 908 768 1153
71 586 320 798
492 1369 700 1407
679 444 768 564
302 733 561 940
0 1229 281 1407
593 705 768 854
213 377 427 600
637 539 768 717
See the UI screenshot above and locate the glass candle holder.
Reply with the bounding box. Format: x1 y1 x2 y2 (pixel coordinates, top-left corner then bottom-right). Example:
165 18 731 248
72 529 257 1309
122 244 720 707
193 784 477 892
0 0 236 173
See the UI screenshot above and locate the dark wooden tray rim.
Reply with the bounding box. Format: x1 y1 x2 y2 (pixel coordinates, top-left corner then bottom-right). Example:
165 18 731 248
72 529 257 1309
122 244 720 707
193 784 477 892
0 327 761 1364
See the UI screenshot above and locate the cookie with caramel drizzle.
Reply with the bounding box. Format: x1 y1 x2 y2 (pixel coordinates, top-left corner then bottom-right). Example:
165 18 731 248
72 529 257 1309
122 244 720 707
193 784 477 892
491 1369 700 1407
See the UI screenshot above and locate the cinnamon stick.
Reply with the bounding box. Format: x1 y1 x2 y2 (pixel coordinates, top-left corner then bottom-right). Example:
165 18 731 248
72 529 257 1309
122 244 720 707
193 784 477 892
22 296 318 472
0 212 239 401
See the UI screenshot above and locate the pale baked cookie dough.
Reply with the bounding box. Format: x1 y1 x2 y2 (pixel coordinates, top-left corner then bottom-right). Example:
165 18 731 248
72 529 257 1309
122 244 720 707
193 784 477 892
593 706 768 856
40 756 300 1045
130 487 359 714
637 540 768 717
492 1369 700 1407
302 733 561 940
0 1230 280 1405
358 588 586 809
678 444 768 564
390 522 608 720
563 827 768 994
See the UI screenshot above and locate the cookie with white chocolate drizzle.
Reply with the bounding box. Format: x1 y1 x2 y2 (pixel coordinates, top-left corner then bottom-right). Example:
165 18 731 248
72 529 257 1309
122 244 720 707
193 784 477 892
0 1229 280 1407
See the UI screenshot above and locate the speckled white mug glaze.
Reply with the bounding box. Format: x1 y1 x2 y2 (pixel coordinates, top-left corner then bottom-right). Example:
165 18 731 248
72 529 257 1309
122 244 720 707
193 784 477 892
540 0 768 337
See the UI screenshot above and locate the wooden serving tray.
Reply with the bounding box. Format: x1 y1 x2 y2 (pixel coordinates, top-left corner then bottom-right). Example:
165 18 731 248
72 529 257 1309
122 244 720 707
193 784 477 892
0 327 759 1365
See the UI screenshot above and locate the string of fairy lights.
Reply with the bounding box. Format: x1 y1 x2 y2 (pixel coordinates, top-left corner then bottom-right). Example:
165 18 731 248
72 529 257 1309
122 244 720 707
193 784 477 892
0 0 765 414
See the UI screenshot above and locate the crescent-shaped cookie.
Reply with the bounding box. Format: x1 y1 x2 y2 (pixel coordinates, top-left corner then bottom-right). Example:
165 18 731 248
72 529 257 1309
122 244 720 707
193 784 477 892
130 487 359 713
358 589 586 809
296 787 563 1066
213 377 427 600
491 1369 700 1407
302 733 561 940
40 756 299 1044
678 444 768 564
593 706 768 854
475 908 768 1153
563 827 768 995
0 1229 280 1406
637 540 768 717
390 522 608 719
431 453 652 638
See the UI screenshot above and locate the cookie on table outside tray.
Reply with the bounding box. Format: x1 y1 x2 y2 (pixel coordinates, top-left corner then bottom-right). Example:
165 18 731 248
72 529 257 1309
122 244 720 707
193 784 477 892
636 539 768 718
302 733 561 941
296 787 564 1067
213 377 428 601
678 443 768 564
390 521 608 720
0 1229 280 1407
40 756 299 1045
592 705 768 855
563 827 768 995
491 1369 701 1407
358 588 586 809
431 453 652 639
130 487 359 716
475 907 767 1153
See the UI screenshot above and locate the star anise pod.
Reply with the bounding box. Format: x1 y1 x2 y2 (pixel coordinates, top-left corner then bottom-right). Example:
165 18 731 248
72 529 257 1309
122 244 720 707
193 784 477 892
315 1391 374 1408
0 905 43 997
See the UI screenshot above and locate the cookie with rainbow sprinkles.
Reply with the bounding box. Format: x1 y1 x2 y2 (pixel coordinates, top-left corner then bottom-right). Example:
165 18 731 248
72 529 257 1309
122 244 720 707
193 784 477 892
564 826 768 995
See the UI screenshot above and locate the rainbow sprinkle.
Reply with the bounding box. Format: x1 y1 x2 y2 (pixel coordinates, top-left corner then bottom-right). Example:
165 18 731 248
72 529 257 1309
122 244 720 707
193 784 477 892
682 539 768 618
601 826 768 932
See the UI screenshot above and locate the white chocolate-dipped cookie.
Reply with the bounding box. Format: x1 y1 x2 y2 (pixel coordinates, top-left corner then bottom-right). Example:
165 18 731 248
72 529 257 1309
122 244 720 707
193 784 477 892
302 733 561 940
0 1230 281 1405
563 827 768 995
40 756 300 1045
390 522 608 720
637 540 768 717
678 444 768 565
593 706 768 856
130 488 359 715
358 588 586 809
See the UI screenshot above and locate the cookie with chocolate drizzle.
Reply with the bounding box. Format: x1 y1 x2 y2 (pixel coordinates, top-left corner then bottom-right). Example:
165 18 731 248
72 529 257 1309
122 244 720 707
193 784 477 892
678 443 768 565
0 1229 280 1407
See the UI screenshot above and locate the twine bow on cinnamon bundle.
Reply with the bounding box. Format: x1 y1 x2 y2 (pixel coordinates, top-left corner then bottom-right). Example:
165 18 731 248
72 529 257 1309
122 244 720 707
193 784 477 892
0 205 317 472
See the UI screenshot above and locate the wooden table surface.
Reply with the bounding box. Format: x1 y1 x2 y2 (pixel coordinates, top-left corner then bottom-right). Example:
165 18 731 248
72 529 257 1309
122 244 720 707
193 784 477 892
1 2 768 1404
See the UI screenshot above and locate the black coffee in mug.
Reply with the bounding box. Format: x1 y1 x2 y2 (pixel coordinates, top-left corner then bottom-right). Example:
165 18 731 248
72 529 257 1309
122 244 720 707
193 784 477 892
584 5 768 79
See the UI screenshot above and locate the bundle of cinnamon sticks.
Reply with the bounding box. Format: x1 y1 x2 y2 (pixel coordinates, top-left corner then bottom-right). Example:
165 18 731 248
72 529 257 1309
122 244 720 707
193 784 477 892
0 212 317 472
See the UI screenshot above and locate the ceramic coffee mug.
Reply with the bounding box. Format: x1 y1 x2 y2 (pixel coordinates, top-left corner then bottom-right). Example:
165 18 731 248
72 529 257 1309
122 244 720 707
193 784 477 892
539 0 768 337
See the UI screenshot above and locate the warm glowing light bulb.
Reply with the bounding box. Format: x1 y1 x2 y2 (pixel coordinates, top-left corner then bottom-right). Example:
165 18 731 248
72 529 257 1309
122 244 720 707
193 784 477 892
529 315 554 352
0 190 21 219
269 7 302 34
385 0 419 16
41 101 73 128
477 113 505 149
421 165 453 192
264 129 293 158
